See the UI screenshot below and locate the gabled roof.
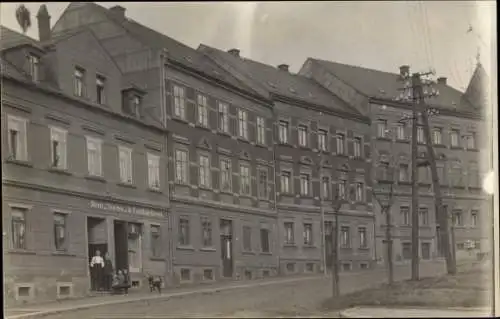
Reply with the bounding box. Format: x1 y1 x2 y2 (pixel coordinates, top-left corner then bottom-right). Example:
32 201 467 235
309 58 475 111
199 45 361 116
0 25 43 52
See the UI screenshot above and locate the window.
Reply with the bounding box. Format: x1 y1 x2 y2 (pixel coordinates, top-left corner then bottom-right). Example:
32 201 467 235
471 210 478 227
378 162 389 181
74 67 85 97
437 166 446 183
238 109 248 139
256 116 266 144
468 163 480 187
318 129 328 151
450 129 460 147
298 125 308 147
281 171 291 193
279 120 289 143
53 213 67 251
419 208 429 225
402 243 412 260
173 85 186 119
306 263 315 272
175 149 188 184
198 154 210 188
284 222 294 244
396 124 406 140
450 162 463 187
243 226 252 251
150 225 161 258
338 179 347 199
260 229 270 253
197 94 208 127
218 102 229 132
286 263 295 273
340 226 350 248
203 269 213 280
131 95 141 117
147 153 160 189
220 158 232 192
86 137 102 176
7 115 28 161
28 54 39 82
432 128 442 145
178 218 190 246
358 227 367 248
96 75 106 104
377 120 387 138
49 127 67 169
401 207 410 225
355 182 364 202
353 137 362 158
11 208 26 249
303 223 313 245
201 217 212 247
240 164 251 195
336 133 345 155
119 146 133 183
300 173 310 196
181 268 191 281
453 211 463 226
321 176 330 199
399 164 409 182
258 169 268 199
417 126 425 143
466 132 476 149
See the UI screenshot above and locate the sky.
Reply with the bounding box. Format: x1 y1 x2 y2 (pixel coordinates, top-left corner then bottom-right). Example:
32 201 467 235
0 1 495 92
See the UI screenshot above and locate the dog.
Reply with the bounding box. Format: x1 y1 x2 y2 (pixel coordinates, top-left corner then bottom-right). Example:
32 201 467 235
147 275 162 294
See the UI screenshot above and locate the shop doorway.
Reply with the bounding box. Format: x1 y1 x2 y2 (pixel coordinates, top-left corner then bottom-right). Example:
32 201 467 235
220 219 233 278
87 217 107 291
114 220 129 272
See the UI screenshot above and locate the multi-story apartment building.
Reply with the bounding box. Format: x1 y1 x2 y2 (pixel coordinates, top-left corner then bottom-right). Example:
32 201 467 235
300 59 489 264
199 46 375 273
1 8 169 305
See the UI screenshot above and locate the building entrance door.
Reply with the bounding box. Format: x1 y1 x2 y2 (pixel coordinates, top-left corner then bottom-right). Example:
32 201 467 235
220 219 233 278
114 220 129 272
87 217 107 291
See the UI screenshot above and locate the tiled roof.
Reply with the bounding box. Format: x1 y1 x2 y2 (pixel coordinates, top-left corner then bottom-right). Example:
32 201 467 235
0 25 42 51
310 59 475 111
0 56 29 81
199 45 361 116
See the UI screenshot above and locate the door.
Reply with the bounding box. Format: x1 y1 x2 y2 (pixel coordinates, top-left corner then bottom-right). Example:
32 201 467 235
114 221 129 272
220 219 233 278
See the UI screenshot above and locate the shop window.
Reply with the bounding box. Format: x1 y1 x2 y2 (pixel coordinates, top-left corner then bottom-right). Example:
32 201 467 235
128 223 142 272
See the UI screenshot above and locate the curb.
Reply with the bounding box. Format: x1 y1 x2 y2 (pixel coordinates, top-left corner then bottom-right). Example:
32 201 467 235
338 306 492 318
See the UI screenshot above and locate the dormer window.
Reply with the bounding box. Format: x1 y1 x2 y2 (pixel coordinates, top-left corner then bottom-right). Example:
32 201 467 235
28 54 39 82
122 87 145 118
74 67 85 97
131 95 141 117
96 75 106 105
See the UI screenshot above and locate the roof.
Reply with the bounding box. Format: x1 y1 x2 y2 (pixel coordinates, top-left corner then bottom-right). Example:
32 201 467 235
463 63 488 109
0 25 43 52
1 56 30 81
199 45 361 116
310 59 475 111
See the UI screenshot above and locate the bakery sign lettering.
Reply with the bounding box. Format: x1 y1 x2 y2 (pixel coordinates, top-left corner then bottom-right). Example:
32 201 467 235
90 200 164 217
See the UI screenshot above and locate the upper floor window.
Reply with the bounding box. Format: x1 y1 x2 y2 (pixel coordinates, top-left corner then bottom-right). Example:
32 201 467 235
358 227 368 248
298 125 308 147
54 213 67 251
284 222 294 245
256 116 266 145
299 173 310 196
303 223 313 245
281 170 291 193
466 132 476 149
119 146 133 183
258 168 268 199
243 226 252 251
175 149 188 184
336 133 345 155
198 154 211 188
11 207 27 249
450 129 460 147
396 124 406 140
201 217 213 247
218 102 229 133
377 120 387 138
279 120 289 143
50 126 67 169
318 129 327 151
147 153 160 190
238 109 248 139
220 158 232 192
401 206 410 225
453 210 463 226
399 164 409 182
340 226 350 248
321 176 330 199
419 207 429 225
130 95 141 117
28 54 39 82
86 137 102 176
178 217 190 246
432 128 442 145
468 163 480 187
355 182 364 202
96 75 106 104
74 67 85 97
417 126 425 143
240 164 251 195
353 137 362 158
173 85 186 119
197 94 208 127
338 179 347 199
7 115 28 161
471 210 478 227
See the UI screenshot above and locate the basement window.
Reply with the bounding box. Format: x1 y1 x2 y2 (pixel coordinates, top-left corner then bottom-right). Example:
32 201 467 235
203 269 214 281
180 268 191 281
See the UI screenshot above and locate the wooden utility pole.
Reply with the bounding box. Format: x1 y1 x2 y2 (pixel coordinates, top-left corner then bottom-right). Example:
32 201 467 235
318 152 327 276
331 194 343 297
410 73 420 281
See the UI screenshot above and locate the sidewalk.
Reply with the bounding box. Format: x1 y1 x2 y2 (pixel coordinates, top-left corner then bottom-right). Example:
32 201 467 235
339 306 493 318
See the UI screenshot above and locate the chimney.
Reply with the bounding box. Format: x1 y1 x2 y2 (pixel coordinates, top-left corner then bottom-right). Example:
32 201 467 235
437 77 447 85
278 64 289 72
36 4 51 42
399 65 410 77
227 48 240 57
109 5 126 19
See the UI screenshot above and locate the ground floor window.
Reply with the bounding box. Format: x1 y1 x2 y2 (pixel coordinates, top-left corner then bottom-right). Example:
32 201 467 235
402 242 412 260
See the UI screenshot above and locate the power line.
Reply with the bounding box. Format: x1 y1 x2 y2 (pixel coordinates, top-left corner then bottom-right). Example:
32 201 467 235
417 1 433 69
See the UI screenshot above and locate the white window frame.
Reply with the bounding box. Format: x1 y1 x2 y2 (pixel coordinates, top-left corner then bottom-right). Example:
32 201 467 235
96 75 106 104
240 163 251 195
119 146 133 184
338 179 347 199
417 126 425 143
173 85 186 119
401 207 410 225
28 54 39 82
396 124 406 140
197 94 208 127
281 170 291 194
220 158 232 193
86 136 102 176
258 167 268 199
318 129 328 151
53 212 68 251
340 226 350 248
336 133 345 155
50 126 67 169
303 223 313 245
419 207 429 225
432 127 442 145
450 129 460 147
377 120 387 138
147 153 160 190
299 173 310 196
284 222 294 245
256 116 266 145
238 109 248 139
279 120 289 143
175 149 189 184
321 176 330 200
358 227 368 248
7 115 28 161
218 102 229 133
399 164 409 182
355 182 364 202
298 124 308 147
353 137 362 158
74 67 85 97
467 132 476 149
198 154 211 188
